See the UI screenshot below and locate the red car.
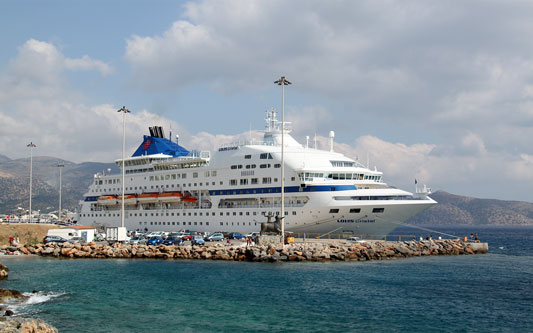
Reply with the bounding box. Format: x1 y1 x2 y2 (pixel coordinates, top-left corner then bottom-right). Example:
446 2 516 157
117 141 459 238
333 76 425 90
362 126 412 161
181 234 192 241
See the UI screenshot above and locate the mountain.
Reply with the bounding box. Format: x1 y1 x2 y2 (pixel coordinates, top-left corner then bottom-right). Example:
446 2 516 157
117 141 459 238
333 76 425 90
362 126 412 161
1 155 532 225
0 155 118 213
407 191 533 225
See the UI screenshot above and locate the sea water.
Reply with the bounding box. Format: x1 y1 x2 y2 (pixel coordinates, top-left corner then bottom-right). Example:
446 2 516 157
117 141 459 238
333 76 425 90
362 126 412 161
1 225 532 332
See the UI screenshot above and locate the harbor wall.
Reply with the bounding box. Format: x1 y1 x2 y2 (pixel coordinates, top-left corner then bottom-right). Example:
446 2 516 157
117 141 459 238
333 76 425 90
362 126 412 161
0 239 488 262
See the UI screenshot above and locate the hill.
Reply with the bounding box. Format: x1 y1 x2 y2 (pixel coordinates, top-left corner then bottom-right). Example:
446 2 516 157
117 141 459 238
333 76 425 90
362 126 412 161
407 191 533 225
0 156 118 213
1 154 532 225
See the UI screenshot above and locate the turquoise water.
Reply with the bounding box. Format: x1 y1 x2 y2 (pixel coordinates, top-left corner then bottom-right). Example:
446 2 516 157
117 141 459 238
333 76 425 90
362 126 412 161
1 225 532 332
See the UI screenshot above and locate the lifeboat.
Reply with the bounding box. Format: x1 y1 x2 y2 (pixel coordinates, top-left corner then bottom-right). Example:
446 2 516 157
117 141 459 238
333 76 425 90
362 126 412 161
158 192 183 203
182 195 198 203
137 193 159 203
117 194 137 205
97 195 118 205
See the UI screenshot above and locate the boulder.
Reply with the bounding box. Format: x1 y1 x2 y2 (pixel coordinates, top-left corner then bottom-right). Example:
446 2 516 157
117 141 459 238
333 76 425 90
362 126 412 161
0 289 28 303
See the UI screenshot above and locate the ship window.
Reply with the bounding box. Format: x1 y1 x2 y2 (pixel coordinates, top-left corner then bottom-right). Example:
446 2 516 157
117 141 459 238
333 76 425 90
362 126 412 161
262 177 272 184
230 179 237 186
274 164 281 168
194 222 197 225
274 178 278 182
373 208 385 213
260 153 268 159
350 208 361 213
150 176 154 181
245 155 251 159
238 165 242 169
231 165 237 169
165 175 170 180
329 209 339 213
240 179 248 185
193 172 198 178
212 171 217 177
226 212 230 216
205 171 210 177
239 212 243 216
233 212 237 216
206 222 209 226
172 174 176 180
246 165 250 169
292 211 296 215
260 164 267 169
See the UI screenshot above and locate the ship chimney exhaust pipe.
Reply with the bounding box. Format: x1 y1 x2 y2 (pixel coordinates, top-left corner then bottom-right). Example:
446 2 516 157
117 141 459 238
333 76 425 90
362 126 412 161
329 131 335 152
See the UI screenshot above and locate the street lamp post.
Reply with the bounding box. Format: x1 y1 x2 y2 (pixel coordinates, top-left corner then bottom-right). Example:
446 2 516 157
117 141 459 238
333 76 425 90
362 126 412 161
27 142 36 223
117 106 131 229
274 76 291 243
57 161 64 222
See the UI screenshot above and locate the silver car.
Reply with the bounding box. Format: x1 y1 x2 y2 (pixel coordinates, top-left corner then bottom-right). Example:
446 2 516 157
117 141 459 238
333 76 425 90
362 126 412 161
129 236 147 245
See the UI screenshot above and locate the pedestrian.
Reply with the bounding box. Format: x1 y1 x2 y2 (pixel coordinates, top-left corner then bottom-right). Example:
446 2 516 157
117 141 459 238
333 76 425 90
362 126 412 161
9 236 13 245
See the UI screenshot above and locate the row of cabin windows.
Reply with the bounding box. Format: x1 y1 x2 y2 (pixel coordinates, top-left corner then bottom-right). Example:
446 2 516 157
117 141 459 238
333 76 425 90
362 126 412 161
297 172 382 182
328 208 382 214
243 154 273 160
231 164 281 170
230 177 275 186
141 221 210 226
82 211 298 218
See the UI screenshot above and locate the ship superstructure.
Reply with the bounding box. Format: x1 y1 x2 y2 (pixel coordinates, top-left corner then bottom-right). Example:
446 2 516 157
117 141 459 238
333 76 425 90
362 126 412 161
78 111 436 236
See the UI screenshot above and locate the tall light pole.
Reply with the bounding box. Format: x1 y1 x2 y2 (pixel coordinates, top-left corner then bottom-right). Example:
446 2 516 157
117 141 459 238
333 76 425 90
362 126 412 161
117 106 131 229
57 161 64 222
274 76 291 243
27 142 36 223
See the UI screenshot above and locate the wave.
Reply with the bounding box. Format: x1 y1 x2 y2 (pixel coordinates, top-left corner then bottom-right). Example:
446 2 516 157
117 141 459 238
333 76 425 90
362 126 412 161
22 291 67 305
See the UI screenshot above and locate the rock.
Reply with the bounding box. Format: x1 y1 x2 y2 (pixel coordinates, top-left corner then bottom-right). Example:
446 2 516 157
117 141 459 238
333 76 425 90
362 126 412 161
0 318 58 333
0 263 9 280
4 309 14 316
0 289 28 303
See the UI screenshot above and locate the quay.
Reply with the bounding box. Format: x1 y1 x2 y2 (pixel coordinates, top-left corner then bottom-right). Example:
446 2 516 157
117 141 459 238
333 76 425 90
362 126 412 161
0 238 488 262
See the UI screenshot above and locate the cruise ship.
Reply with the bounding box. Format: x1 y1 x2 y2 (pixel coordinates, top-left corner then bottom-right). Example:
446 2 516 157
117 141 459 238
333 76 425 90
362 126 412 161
78 110 436 236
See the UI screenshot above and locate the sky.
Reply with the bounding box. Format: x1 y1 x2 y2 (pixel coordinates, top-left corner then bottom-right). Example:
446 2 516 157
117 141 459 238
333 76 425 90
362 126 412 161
1 0 533 202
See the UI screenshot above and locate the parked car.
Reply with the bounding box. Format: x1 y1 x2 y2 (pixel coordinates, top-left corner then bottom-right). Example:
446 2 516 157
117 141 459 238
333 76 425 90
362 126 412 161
162 236 183 246
69 236 86 244
207 233 224 242
191 235 205 246
129 236 147 245
146 236 164 246
43 236 68 244
181 233 193 241
347 236 367 244
228 232 244 240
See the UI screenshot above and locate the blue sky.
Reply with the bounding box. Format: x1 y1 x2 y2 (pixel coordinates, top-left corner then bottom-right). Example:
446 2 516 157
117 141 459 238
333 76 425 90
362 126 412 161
1 0 533 201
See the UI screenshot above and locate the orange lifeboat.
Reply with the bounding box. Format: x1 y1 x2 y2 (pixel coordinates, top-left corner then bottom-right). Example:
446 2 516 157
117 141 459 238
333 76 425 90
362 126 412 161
117 194 137 205
137 193 159 204
158 192 183 203
182 195 198 203
97 195 118 205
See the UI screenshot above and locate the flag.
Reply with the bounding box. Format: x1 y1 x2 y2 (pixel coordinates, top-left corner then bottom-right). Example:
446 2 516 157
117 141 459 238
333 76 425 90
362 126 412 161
415 179 418 184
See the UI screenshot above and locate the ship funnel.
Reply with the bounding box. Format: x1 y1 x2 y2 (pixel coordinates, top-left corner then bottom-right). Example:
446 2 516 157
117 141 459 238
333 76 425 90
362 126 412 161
329 131 335 152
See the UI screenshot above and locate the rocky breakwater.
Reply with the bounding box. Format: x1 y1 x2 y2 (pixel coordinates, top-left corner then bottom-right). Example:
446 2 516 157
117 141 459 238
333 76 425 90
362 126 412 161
0 239 487 262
